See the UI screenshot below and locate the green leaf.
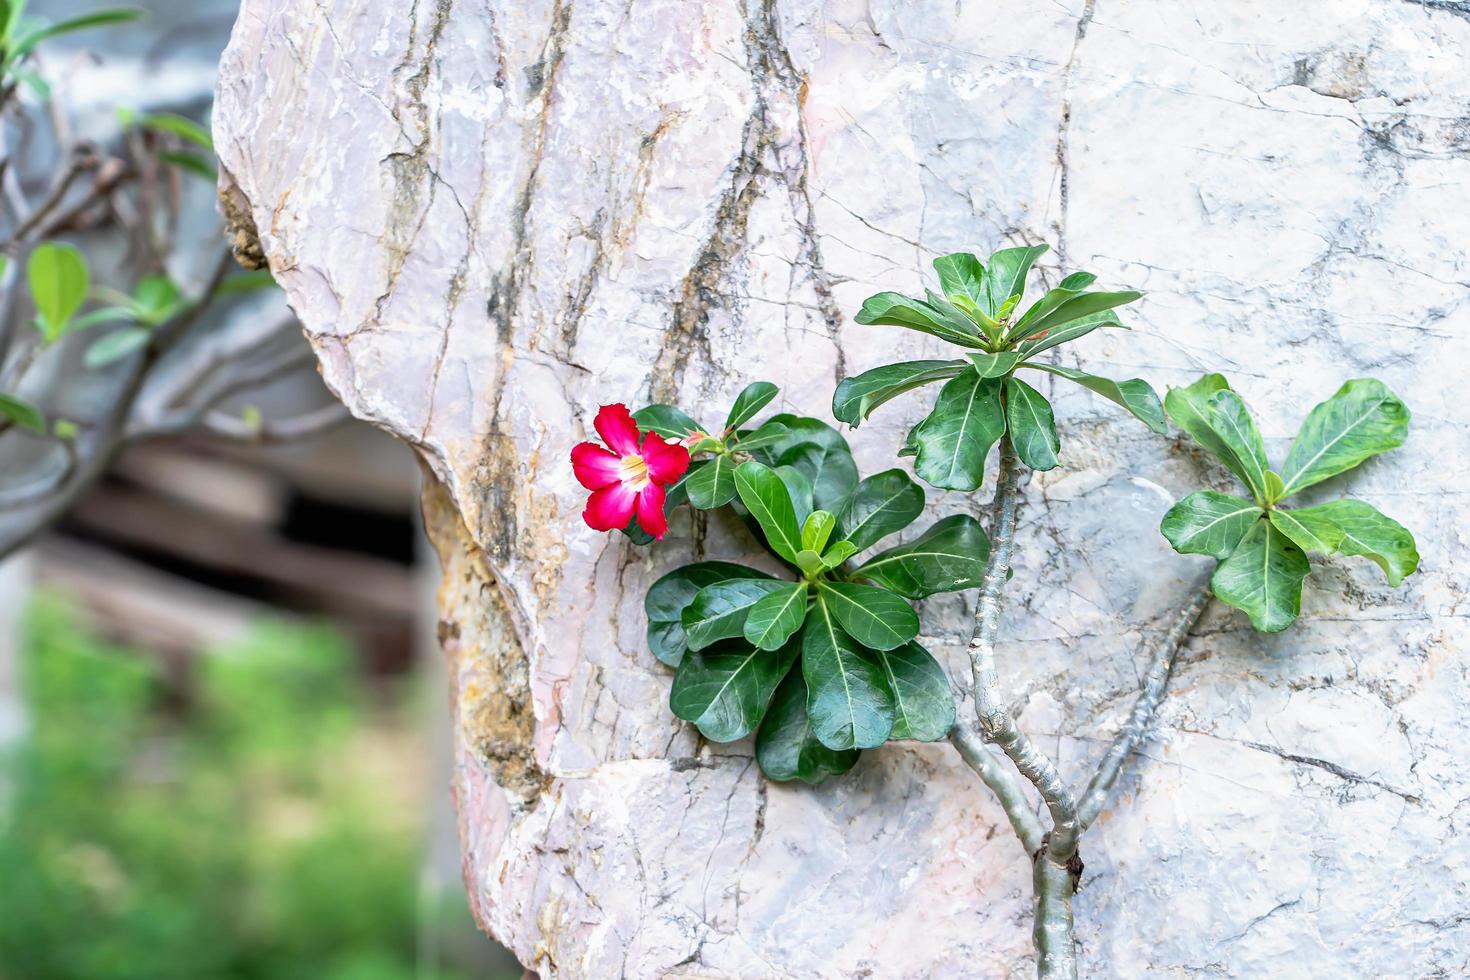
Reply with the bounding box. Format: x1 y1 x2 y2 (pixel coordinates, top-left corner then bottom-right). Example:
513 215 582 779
801 597 896 750
132 274 183 323
27 242 88 342
1020 362 1165 434
1279 499 1417 586
743 582 809 651
157 149 216 180
1058 271 1096 290
1004 376 1060 471
733 461 803 563
645 562 770 667
1163 374 1257 487
853 514 989 599
817 581 919 651
831 359 967 426
1015 309 1123 357
729 419 788 452
755 671 861 783
801 510 835 554
1014 287 1142 340
136 111 213 150
773 464 813 526
932 252 985 306
909 371 1006 491
682 578 789 651
833 468 924 552
793 549 826 578
70 305 136 331
633 404 703 442
5 7 142 64
773 437 858 513
724 381 778 432
1278 379 1409 497
670 638 798 743
1211 520 1310 633
1207 389 1271 503
820 540 858 570
982 243 1049 318
875 641 955 741
965 351 1021 379
215 269 279 295
854 291 985 347
1160 491 1262 559
1267 507 1343 555
83 327 150 368
0 391 44 432
685 453 736 509
1264 470 1286 504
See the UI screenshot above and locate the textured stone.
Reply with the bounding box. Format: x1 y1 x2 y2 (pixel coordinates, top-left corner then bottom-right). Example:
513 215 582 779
214 1 1470 975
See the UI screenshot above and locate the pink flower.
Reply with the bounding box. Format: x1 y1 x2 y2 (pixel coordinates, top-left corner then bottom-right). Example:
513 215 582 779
571 404 690 540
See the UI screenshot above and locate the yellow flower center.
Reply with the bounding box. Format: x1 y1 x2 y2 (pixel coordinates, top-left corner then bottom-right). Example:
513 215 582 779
619 453 650 490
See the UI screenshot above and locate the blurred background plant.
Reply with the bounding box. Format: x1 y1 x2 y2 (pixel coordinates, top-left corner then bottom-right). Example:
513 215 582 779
0 597 494 980
0 2 518 975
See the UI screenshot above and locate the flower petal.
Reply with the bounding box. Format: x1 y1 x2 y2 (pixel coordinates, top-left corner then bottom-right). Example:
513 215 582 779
594 403 641 456
571 442 622 490
635 484 669 539
584 482 639 532
641 433 690 485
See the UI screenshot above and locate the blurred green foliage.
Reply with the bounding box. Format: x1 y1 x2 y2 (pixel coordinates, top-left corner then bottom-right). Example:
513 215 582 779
0 597 473 980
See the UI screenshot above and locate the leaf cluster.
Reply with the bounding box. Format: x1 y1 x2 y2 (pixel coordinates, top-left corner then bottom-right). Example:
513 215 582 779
835 243 1164 490
1160 374 1417 631
634 383 990 783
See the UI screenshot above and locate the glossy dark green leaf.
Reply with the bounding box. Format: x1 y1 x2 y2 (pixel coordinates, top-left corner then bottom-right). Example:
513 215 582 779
982 243 1049 317
0 391 44 433
834 468 925 552
854 291 985 347
925 289 996 340
1004 376 1059 471
773 464 814 526
817 581 919 651
1015 309 1123 357
683 578 790 651
1211 520 1310 633
670 638 799 742
646 562 770 667
853 514 989 599
633 404 704 442
801 510 835 554
875 641 955 741
801 597 896 750
1021 362 1165 434
729 419 789 452
1015 287 1142 340
724 381 778 432
733 461 803 562
1207 389 1271 503
909 372 1006 491
1278 379 1409 497
966 351 1021 379
755 671 861 783
933 252 986 304
685 453 736 509
1163 374 1257 487
743 582 810 650
832 359 967 426
1277 499 1418 586
1160 491 1262 560
1267 507 1343 555
1058 271 1096 290
774 437 858 513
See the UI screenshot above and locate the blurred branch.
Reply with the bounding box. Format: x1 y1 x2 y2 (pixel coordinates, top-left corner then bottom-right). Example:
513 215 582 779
199 403 351 443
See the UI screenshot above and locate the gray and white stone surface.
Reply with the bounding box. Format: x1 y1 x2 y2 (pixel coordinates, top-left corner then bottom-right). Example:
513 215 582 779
214 1 1470 975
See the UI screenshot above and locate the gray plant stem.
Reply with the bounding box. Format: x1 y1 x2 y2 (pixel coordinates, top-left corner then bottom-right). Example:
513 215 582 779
961 436 1081 979
949 719 1044 854
1076 584 1212 830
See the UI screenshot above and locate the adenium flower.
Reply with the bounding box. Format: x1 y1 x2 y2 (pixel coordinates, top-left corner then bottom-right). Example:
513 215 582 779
571 404 690 539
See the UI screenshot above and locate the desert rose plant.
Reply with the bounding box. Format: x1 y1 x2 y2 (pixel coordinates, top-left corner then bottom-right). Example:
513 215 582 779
569 243 1417 978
